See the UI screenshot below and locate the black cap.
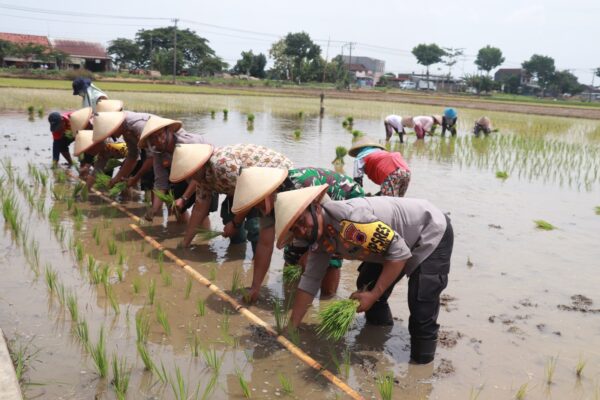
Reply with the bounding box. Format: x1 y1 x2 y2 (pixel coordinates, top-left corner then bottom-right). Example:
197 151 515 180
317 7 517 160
72 77 91 95
48 112 62 132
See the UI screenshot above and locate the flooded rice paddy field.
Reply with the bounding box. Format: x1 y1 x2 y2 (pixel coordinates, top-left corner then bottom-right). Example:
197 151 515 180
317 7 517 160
1 98 600 400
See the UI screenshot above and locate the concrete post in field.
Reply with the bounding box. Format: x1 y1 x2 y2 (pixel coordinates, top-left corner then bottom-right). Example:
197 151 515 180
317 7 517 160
0 329 23 399
320 92 325 118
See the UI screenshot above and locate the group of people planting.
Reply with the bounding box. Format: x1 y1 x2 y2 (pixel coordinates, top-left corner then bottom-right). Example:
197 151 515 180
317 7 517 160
47 78 457 365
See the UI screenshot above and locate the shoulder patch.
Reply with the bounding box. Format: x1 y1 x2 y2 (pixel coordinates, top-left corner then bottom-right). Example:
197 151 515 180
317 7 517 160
339 219 394 254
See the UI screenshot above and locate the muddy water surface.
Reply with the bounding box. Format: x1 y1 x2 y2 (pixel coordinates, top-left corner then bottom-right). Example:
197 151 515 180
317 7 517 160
1 108 599 399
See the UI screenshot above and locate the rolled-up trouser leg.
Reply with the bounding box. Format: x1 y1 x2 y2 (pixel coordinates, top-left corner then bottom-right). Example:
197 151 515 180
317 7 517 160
407 216 453 363
356 262 404 326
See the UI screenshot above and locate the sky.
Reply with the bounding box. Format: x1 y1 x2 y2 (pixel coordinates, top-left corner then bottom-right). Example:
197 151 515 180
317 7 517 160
1 0 598 84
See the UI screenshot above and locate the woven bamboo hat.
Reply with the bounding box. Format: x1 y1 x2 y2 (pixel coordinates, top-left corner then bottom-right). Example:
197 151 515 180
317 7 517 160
92 112 126 144
274 184 329 249
401 116 414 128
476 116 491 129
169 143 214 183
433 115 443 124
138 116 182 147
73 130 95 156
96 99 124 112
69 107 92 133
231 167 289 214
348 136 385 157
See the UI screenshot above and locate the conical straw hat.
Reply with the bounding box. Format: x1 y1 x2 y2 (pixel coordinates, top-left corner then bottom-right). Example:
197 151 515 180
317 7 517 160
433 115 443 125
231 167 289 214
92 112 126 144
69 107 92 133
96 99 124 112
348 136 385 157
476 116 491 128
73 130 95 156
138 115 182 147
169 143 214 183
401 116 414 128
274 184 329 249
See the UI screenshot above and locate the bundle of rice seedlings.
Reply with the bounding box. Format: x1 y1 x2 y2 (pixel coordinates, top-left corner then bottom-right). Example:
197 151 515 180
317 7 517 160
495 171 509 179
72 182 85 198
293 129 301 139
197 228 223 241
282 264 302 284
316 299 359 341
107 182 127 197
332 146 347 164
534 219 556 231
94 173 112 191
351 130 364 139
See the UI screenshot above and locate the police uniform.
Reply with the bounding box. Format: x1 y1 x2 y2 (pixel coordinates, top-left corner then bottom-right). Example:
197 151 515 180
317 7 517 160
299 197 453 364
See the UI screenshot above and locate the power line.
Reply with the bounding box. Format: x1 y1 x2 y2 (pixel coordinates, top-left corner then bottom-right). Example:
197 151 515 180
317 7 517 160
0 12 162 27
0 3 171 21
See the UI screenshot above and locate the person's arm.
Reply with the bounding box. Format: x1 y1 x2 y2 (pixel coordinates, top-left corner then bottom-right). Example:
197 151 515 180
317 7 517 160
181 189 211 247
290 289 316 328
353 158 365 186
110 157 138 187
350 259 407 312
127 156 153 187
247 225 275 302
222 208 251 238
290 249 331 327
174 181 196 211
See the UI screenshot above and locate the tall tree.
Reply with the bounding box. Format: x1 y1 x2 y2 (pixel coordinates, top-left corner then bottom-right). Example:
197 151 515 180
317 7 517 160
0 39 15 67
282 32 321 83
412 43 446 84
522 54 556 96
107 38 141 69
549 70 582 95
233 50 266 78
475 45 505 75
14 43 48 68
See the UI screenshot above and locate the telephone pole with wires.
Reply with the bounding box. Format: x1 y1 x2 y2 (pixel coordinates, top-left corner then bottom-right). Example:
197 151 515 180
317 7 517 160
172 18 178 84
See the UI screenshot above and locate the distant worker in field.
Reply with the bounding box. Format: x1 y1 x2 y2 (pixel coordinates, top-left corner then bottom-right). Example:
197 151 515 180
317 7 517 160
273 185 454 365
72 77 108 112
412 115 442 139
384 115 414 143
349 136 411 197
229 166 364 302
48 111 74 167
473 116 493 136
441 108 458 137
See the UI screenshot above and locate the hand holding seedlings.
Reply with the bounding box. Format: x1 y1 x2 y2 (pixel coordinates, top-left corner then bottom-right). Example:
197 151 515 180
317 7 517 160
350 290 379 313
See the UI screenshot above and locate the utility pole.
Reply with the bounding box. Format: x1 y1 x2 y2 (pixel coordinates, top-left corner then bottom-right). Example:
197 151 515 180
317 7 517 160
348 42 355 91
172 18 178 85
590 69 596 103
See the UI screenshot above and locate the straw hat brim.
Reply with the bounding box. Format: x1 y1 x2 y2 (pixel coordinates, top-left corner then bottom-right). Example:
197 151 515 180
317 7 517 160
69 107 92 133
169 143 214 183
92 112 126 144
348 137 385 157
73 130 95 156
275 184 329 249
138 116 183 147
96 99 124 112
231 167 289 214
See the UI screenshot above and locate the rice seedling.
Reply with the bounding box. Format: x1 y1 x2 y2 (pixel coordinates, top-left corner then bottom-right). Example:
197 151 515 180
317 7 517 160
190 332 201 357
332 146 347 165
209 265 217 281
156 303 171 336
287 326 300 346
316 299 359 341
111 355 131 400
196 298 206 316
534 220 556 231
515 382 529 400
35 197 45 215
54 169 67 183
351 129 364 140
169 365 196 400
136 341 155 371
375 371 394 400
132 277 141 294
66 292 79 322
468 385 484 400
107 238 118 255
94 172 112 191
38 171 48 187
135 312 150 343
89 327 108 378
7 338 38 383
595 206 600 215
231 268 242 294
184 278 192 299
117 250 126 267
282 264 302 284
45 266 57 293
201 375 218 400
201 348 223 374
278 372 293 395
223 109 228 119
148 279 156 305
236 369 252 398
27 105 35 114
247 113 255 123
273 299 289 334
210 110 216 118
37 106 44 118
106 285 120 315
48 207 59 226
293 129 301 139
329 347 352 378
220 309 230 336
74 240 84 262
74 320 89 346
496 170 509 179
545 355 558 385
196 228 223 241
298 110 304 118
161 269 172 286
108 182 127 197
575 355 586 378
72 181 84 198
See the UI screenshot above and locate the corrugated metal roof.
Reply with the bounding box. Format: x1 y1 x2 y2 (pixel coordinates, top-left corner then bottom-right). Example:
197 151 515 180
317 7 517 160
0 32 49 46
50 39 109 59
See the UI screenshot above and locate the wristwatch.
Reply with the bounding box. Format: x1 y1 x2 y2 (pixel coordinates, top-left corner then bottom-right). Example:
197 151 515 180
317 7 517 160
181 195 189 202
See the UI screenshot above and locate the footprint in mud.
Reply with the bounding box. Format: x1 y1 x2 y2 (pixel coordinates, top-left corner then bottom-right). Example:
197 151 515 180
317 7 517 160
557 294 600 313
433 358 455 378
518 298 538 308
440 294 458 312
438 330 463 348
507 325 526 338
488 223 502 229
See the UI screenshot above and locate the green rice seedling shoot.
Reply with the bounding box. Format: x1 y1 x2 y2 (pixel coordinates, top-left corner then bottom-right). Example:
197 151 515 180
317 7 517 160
534 220 556 230
156 303 171 335
89 327 108 378
316 299 359 341
111 355 131 400
375 371 394 400
282 264 302 284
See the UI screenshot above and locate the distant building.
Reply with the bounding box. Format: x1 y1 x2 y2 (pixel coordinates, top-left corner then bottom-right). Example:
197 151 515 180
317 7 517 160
0 32 110 71
340 55 385 84
50 39 111 72
494 68 530 85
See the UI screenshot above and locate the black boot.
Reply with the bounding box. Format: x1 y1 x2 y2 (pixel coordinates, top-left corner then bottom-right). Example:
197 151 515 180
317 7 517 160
410 338 437 364
365 302 394 326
